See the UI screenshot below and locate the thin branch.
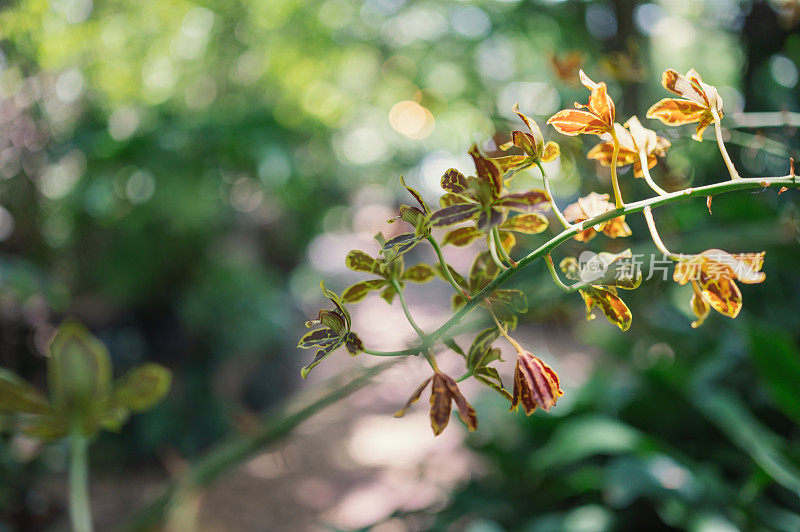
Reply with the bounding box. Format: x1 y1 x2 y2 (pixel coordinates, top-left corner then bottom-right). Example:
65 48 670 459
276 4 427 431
119 361 399 531
544 254 572 292
638 151 668 196
536 161 570 229
426 235 470 299
391 278 425 338
609 127 625 208
642 207 679 260
492 226 516 266
713 110 740 180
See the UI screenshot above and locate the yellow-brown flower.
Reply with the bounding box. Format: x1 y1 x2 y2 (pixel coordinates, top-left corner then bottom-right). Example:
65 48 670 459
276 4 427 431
547 70 616 136
563 192 631 242
587 117 670 178
646 68 723 141
510 351 563 415
394 371 478 436
673 249 765 328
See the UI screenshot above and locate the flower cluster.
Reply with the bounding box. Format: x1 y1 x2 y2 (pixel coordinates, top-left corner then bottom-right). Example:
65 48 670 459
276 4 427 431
298 67 785 436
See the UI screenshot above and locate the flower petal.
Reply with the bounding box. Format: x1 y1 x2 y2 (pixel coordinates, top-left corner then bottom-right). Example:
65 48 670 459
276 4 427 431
441 168 468 194
469 144 503 197
540 141 560 163
646 98 708 126
394 377 432 418
441 373 478 431
581 287 633 331
499 213 549 234
442 226 483 247
429 373 453 435
547 109 609 136
495 190 550 212
429 204 481 227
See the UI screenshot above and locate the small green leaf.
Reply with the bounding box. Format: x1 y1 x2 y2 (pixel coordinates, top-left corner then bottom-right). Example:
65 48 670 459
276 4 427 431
402 264 435 283
469 252 499 292
48 320 112 414
112 363 172 413
444 338 466 358
468 328 501 369
342 279 387 303
491 289 528 314
0 370 50 415
21 414 70 441
474 372 513 401
380 284 397 304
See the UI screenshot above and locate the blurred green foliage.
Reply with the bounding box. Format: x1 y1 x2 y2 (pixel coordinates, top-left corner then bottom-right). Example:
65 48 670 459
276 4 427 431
0 0 799 529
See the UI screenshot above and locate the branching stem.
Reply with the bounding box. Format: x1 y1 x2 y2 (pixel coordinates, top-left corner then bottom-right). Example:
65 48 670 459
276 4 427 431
545 254 572 292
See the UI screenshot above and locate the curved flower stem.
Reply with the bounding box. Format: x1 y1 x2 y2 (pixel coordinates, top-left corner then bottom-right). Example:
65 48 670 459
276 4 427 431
391 278 425 338
545 254 572 292
712 110 740 180
362 173 799 358
487 304 523 354
362 348 411 357
487 230 509 270
609 127 625 208
642 207 680 261
426 235 470 299
424 348 441 372
638 151 668 196
492 226 516 266
535 161 570 229
69 433 93 532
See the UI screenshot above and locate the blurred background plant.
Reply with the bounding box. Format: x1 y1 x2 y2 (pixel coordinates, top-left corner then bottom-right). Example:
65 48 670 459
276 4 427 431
0 0 798 530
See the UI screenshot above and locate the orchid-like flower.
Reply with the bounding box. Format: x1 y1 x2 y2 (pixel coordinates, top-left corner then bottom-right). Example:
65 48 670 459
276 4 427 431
342 244 435 304
646 68 738 180
394 371 478 436
510 351 563 415
587 117 670 178
297 282 364 378
673 249 765 328
563 192 631 242
380 177 433 261
548 70 626 207
547 70 615 136
646 69 723 141
495 104 560 172
560 250 642 331
429 145 550 232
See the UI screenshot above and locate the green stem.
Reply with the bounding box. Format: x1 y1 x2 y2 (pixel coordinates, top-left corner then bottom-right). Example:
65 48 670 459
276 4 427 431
487 230 509 270
638 151 668 196
545 254 572 292
535 161 570 229
69 433 93 532
426 235 469 299
713 110 740 180
391 278 425 338
420 174 797 348
642 207 680 260
362 348 411 357
119 361 397 532
492 226 516 266
609 127 625 208
363 173 799 358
